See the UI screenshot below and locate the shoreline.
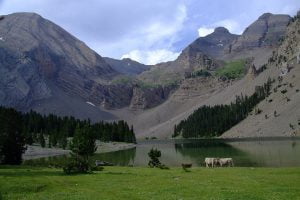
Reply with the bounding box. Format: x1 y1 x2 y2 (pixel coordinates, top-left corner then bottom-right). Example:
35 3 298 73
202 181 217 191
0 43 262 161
23 141 136 160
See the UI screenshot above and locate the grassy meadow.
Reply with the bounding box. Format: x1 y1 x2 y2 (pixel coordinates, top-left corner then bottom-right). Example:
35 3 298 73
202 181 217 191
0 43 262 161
0 166 300 200
216 59 246 79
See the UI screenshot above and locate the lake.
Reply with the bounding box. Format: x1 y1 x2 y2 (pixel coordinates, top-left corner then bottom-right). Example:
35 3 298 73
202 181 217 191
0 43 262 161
24 138 300 167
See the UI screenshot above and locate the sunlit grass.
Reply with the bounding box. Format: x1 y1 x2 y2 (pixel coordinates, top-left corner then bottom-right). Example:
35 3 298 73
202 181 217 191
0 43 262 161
1 166 300 200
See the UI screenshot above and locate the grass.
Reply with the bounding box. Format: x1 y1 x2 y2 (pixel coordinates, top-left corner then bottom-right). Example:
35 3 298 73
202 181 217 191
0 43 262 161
216 60 246 79
1 166 300 200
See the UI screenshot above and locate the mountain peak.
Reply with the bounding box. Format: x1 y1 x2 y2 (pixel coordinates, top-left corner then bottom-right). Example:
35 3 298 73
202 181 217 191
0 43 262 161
259 13 273 19
214 27 230 34
7 12 42 19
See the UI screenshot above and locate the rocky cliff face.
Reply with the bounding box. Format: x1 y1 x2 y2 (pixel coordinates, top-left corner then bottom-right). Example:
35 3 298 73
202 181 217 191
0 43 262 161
130 85 175 110
229 13 291 52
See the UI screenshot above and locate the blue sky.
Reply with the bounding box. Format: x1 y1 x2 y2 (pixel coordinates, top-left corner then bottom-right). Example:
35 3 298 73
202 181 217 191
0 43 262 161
0 0 299 64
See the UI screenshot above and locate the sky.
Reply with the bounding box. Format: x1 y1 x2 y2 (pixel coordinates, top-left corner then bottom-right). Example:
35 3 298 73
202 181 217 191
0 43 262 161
0 0 299 65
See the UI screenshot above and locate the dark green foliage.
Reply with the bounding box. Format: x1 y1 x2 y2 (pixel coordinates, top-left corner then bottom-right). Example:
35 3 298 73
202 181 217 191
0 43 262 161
148 148 162 168
0 107 26 165
63 125 97 174
185 69 212 79
0 106 136 164
147 148 169 169
38 133 46 148
13 108 136 147
174 79 273 138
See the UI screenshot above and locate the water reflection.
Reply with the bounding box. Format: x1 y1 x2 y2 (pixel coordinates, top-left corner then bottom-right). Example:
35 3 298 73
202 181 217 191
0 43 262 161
93 147 136 166
228 139 300 167
24 138 300 167
174 140 254 166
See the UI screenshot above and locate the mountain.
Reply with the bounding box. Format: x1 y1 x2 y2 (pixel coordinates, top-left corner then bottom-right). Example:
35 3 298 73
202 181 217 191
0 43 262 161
229 13 291 52
187 27 239 58
104 57 150 75
0 11 297 139
137 29 227 85
0 12 175 115
221 12 300 138
126 13 295 139
222 13 291 68
0 12 124 119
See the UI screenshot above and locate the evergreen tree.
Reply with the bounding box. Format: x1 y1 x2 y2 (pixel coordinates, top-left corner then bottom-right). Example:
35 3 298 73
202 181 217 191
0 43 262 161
0 108 26 165
38 133 46 148
174 80 273 138
63 125 97 174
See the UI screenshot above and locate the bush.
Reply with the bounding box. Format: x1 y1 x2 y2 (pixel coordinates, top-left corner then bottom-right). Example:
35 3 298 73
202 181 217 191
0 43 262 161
255 108 262 115
148 148 161 168
63 125 97 174
63 156 91 174
147 148 168 169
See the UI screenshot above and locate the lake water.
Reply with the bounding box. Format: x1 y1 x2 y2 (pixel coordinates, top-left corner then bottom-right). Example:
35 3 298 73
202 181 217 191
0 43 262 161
24 138 300 167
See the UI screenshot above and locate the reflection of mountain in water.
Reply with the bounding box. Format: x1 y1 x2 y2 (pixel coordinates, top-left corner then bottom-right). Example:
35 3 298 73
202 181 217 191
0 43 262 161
94 147 136 166
23 139 300 167
228 139 300 167
24 147 137 167
175 140 257 166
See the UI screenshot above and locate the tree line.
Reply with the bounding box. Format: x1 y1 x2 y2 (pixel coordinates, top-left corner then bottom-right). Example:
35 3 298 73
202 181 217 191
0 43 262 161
173 78 273 138
0 107 136 165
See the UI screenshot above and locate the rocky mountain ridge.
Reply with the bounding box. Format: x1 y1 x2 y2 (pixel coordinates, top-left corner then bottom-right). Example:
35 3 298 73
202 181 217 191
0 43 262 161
0 11 297 139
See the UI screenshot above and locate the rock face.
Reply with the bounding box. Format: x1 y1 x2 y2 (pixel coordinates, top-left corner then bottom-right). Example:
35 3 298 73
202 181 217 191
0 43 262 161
0 12 134 118
229 13 291 52
104 57 150 75
130 86 175 110
188 27 239 58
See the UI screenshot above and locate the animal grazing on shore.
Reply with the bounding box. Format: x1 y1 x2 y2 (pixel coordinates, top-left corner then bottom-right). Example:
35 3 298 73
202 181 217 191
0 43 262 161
218 158 234 167
204 158 219 168
204 157 234 167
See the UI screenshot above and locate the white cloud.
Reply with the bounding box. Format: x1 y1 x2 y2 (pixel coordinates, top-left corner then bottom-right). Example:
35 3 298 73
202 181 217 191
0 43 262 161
121 49 180 65
198 27 214 37
0 0 187 62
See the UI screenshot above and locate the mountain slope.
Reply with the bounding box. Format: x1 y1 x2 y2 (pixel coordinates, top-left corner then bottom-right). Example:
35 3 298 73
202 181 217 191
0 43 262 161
126 13 295 139
221 13 300 138
0 12 122 119
223 13 291 67
104 57 150 75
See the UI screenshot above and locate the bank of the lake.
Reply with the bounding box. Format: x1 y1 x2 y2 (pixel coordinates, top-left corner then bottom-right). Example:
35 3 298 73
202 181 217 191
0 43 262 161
23 141 136 160
0 166 299 200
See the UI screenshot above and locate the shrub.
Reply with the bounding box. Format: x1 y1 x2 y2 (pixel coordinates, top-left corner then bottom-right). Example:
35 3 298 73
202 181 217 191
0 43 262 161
148 148 161 168
255 108 262 115
63 125 97 174
281 89 287 94
147 148 168 169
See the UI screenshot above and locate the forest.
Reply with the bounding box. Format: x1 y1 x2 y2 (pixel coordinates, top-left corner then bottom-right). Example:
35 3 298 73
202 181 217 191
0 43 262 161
0 107 136 164
173 78 273 138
